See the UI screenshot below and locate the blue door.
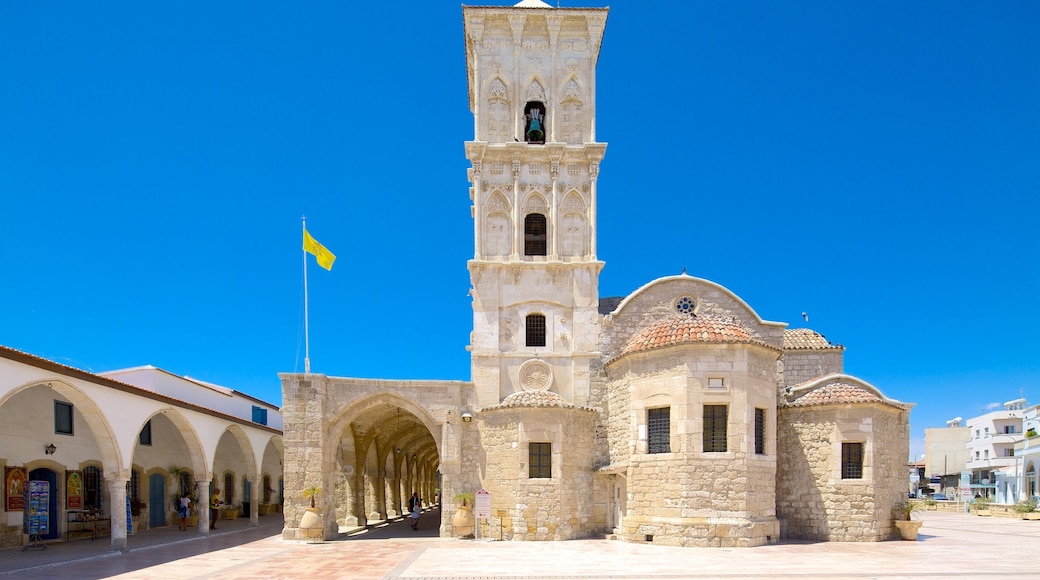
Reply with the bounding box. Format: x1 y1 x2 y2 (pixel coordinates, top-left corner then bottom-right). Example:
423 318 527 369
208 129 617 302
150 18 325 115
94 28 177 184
148 473 166 528
27 469 58 540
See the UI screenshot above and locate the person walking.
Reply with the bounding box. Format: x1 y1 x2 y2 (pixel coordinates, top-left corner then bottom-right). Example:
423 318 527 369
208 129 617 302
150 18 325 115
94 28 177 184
408 492 421 530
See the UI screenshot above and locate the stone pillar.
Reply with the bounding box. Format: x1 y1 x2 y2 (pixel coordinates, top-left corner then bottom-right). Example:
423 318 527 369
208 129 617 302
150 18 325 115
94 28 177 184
375 451 388 521
106 473 129 552
248 476 259 527
197 478 211 534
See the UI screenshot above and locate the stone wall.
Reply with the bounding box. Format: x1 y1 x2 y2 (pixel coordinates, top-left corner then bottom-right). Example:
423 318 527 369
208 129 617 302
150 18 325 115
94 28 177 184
776 403 909 541
780 350 844 389
477 405 599 540
605 342 780 546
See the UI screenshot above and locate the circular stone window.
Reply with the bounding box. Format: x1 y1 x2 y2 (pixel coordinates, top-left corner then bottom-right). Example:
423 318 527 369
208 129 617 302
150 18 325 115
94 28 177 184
519 359 553 392
675 296 696 316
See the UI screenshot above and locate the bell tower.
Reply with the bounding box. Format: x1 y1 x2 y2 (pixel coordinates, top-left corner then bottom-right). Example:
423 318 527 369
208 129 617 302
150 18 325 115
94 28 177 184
463 1 608 409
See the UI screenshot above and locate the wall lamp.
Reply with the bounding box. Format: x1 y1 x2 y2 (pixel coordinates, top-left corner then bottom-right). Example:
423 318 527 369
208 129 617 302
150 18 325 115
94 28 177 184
44 443 57 455
461 412 473 422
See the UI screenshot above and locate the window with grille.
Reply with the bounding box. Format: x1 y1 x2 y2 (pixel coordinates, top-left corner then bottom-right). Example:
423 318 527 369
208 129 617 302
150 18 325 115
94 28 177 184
524 214 547 256
754 408 766 455
224 473 235 504
526 314 546 347
842 442 864 479
139 420 152 446
55 401 74 435
703 405 728 452
529 442 551 478
84 466 103 510
129 470 140 503
647 407 670 454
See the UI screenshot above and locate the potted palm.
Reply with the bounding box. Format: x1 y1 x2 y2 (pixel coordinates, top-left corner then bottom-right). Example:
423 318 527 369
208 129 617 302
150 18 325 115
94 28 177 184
452 492 476 538
299 485 324 541
893 501 923 540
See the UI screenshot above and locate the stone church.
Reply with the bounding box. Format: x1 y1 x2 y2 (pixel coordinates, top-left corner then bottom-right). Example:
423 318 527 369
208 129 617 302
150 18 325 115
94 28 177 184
280 0 912 547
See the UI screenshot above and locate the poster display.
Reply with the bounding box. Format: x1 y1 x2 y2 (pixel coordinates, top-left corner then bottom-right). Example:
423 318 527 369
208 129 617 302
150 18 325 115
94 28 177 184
5 467 26 512
23 480 50 535
66 471 84 510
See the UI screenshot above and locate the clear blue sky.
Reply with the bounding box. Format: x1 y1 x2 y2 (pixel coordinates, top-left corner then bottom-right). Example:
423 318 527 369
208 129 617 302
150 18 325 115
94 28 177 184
2 1 1038 459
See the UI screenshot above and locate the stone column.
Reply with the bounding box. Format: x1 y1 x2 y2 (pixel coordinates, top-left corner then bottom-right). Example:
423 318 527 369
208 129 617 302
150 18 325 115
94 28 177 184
248 476 259 527
105 472 129 552
197 478 211 534
375 450 388 521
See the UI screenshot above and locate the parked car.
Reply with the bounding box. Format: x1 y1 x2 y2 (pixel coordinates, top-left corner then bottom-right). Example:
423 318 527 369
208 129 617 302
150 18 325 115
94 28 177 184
931 493 948 500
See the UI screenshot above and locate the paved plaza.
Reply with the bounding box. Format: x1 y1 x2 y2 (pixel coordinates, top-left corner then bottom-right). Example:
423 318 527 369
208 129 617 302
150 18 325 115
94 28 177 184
1 509 1037 579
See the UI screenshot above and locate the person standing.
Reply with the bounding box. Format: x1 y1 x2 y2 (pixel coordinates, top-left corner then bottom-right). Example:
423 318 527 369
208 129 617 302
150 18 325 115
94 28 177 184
178 491 192 531
210 488 222 530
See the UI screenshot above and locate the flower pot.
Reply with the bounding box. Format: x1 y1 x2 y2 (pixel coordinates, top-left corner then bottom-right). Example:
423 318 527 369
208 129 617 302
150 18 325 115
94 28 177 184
976 509 992 517
452 505 475 538
894 520 922 540
1022 512 1040 520
299 507 324 541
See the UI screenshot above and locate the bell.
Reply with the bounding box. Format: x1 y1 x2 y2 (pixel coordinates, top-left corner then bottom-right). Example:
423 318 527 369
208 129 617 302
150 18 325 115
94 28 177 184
526 118 544 143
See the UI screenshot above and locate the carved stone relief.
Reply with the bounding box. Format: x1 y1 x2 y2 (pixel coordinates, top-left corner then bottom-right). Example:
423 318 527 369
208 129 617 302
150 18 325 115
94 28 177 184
519 359 554 392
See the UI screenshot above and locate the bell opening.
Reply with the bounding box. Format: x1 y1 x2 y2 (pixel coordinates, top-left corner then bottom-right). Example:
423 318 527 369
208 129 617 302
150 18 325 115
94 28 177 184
524 101 546 144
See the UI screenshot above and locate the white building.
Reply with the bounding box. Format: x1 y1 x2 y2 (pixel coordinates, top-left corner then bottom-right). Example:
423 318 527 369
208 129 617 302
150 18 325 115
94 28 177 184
1013 404 1039 502
0 345 283 551
965 399 1026 503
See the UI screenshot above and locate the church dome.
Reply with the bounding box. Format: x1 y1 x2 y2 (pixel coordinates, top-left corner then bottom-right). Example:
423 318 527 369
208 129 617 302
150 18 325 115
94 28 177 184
783 328 843 350
613 314 776 362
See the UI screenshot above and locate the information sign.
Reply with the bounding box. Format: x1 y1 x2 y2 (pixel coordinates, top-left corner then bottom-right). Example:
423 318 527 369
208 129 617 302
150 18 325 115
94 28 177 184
475 488 491 519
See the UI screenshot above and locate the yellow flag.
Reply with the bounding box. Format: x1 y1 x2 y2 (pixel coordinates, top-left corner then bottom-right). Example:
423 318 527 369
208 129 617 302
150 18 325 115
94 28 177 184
303 228 336 271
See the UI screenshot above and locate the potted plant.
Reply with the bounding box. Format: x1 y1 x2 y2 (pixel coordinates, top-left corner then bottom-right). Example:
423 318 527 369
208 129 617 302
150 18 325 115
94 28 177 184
973 495 992 516
299 485 324 541
923 498 938 511
1026 427 1038 438
1015 497 1039 520
893 501 923 540
452 492 476 538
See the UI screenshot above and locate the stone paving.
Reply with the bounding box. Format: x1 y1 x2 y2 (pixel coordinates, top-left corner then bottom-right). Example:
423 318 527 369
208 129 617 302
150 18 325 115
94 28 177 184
1 508 1038 579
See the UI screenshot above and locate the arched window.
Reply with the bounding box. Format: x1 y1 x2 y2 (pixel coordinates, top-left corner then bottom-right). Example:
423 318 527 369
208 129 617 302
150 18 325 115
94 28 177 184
526 314 546 347
524 101 546 144
524 213 547 256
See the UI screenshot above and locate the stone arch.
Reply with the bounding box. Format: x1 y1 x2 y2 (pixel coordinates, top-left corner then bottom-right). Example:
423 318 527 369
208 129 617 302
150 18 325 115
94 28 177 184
559 190 587 258
0 379 122 476
325 394 442 528
485 75 512 142
559 76 585 144
484 190 512 257
524 76 547 103
136 408 208 480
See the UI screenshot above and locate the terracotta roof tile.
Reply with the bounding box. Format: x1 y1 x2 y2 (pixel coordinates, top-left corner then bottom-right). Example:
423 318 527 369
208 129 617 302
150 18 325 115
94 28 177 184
787 382 883 407
613 315 777 362
784 328 842 350
484 389 594 411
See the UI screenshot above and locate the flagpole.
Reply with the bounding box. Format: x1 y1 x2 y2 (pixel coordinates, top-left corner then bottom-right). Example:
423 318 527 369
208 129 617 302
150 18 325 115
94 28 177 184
302 216 311 374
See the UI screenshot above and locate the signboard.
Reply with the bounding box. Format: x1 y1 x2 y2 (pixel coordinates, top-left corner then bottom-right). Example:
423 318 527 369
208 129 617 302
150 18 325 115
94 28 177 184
24 480 50 535
66 471 83 510
475 489 491 519
5 467 26 512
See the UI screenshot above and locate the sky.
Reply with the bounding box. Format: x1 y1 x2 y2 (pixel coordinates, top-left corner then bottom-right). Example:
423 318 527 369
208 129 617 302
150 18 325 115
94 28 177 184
1 1 1038 459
